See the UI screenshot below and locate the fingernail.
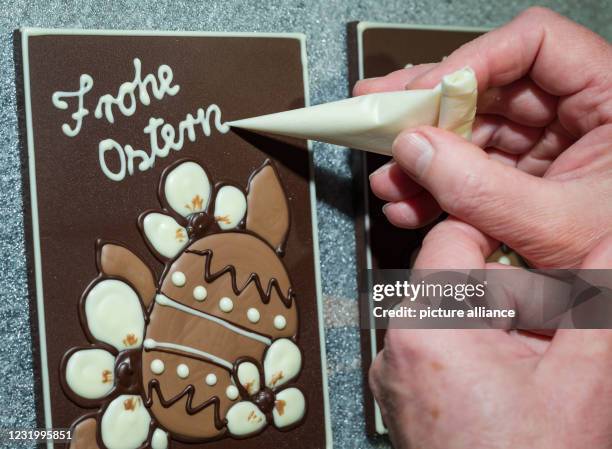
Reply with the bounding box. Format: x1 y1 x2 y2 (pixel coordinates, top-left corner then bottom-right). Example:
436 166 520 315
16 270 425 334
392 132 434 178
382 203 391 216
354 77 380 94
369 161 393 180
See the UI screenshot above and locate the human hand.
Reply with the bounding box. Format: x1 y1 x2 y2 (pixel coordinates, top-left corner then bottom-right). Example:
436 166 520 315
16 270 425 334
370 221 612 449
357 7 612 268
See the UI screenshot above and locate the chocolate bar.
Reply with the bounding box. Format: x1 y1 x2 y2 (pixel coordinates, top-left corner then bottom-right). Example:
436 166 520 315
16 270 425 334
17 28 330 449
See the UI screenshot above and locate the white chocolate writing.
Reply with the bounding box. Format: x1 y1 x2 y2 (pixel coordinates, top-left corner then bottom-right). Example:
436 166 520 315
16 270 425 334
51 74 94 137
52 58 229 181
99 105 230 181
94 58 180 124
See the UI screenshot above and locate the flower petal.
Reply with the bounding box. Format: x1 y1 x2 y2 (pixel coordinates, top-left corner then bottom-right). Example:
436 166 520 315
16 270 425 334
101 395 151 449
65 349 116 400
142 212 188 259
236 361 261 396
214 185 246 230
151 428 169 449
84 279 145 350
272 387 306 429
226 401 267 437
164 161 211 217
264 339 302 389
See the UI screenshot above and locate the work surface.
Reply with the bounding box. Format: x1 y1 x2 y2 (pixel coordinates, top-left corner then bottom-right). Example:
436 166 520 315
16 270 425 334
0 1 609 448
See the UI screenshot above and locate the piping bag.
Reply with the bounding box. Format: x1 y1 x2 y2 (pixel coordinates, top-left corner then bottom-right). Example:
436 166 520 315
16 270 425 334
227 67 478 155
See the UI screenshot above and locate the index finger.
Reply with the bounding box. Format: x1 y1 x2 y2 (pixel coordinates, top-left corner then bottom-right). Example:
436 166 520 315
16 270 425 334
408 7 611 98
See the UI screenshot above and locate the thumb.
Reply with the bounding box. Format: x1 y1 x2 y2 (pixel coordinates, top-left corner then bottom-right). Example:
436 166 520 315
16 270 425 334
392 126 559 253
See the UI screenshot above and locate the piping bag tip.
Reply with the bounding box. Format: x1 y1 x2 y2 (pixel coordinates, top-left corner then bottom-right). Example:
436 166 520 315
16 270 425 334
228 67 477 156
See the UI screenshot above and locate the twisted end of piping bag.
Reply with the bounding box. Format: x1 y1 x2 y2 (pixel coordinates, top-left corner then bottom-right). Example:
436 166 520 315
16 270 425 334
438 66 478 139
227 66 477 156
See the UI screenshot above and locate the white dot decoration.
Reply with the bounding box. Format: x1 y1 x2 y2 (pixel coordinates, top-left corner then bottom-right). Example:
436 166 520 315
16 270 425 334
219 297 234 313
247 308 260 323
171 271 186 287
498 255 511 265
205 373 218 386
274 315 287 330
150 359 165 375
226 385 239 400
193 285 207 301
177 363 189 379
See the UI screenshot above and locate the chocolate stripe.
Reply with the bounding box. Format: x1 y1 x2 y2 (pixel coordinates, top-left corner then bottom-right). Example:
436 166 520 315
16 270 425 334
186 247 294 307
146 379 226 429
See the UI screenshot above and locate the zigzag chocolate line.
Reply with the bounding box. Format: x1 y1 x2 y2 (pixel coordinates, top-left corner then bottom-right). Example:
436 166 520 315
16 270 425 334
146 379 226 430
186 248 294 308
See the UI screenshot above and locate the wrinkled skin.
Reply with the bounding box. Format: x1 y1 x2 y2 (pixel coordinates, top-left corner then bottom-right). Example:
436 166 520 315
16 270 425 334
361 7 612 269
357 7 612 449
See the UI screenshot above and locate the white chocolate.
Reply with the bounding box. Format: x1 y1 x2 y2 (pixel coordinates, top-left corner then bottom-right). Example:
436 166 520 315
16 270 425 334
264 338 301 389
498 255 511 265
164 161 210 217
193 285 207 301
65 349 115 399
273 387 306 429
273 315 287 330
219 297 234 313
226 385 239 400
84 279 145 350
226 401 266 436
101 395 151 449
142 212 188 259
171 271 186 287
176 363 189 379
94 58 179 124
145 338 232 371
213 185 247 230
247 308 260 323
205 373 217 386
150 359 165 375
99 105 229 182
151 428 169 449
155 294 271 346
51 74 93 137
237 361 260 395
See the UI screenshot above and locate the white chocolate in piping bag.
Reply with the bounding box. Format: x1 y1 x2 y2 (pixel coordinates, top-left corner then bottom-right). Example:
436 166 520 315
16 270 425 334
227 67 477 155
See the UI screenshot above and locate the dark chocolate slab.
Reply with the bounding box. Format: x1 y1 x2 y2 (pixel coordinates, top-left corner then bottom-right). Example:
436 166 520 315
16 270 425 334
347 22 485 436
18 28 330 449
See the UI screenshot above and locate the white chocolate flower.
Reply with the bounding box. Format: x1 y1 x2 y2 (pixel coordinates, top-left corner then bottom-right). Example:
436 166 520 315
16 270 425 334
213 185 247 230
141 212 188 259
163 161 211 217
226 401 267 436
65 349 116 399
263 338 301 389
84 279 145 350
237 361 260 395
272 387 306 428
226 338 305 436
101 395 151 449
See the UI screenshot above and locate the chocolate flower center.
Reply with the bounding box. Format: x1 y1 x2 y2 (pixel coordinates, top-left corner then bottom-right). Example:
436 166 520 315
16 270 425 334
252 387 276 415
115 349 142 393
187 212 212 239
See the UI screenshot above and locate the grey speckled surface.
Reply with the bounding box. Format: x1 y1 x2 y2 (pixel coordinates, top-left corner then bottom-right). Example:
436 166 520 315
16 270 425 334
0 1 609 448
